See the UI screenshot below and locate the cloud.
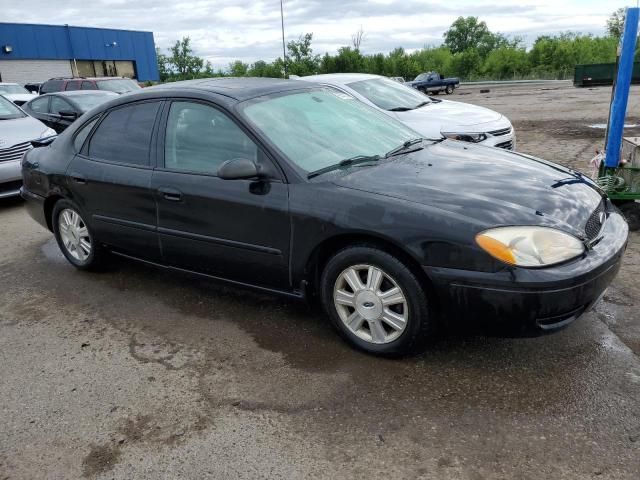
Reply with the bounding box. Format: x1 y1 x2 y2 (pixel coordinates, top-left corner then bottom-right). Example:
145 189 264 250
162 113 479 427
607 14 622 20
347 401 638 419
2 0 628 68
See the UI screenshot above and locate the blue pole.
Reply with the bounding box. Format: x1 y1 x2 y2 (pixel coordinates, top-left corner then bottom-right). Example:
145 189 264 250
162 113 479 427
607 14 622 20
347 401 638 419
605 7 639 168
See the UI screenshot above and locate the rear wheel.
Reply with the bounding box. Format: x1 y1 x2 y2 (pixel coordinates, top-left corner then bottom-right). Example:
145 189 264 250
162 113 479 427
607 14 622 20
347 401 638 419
320 246 433 356
445 85 454 95
52 199 104 270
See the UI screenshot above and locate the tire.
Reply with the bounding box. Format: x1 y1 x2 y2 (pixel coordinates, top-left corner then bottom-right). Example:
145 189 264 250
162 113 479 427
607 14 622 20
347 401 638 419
445 85 454 95
52 199 105 270
618 201 640 231
320 246 434 356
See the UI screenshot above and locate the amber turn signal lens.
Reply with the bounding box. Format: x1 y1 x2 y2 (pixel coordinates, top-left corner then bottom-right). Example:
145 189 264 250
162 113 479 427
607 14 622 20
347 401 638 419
475 234 516 265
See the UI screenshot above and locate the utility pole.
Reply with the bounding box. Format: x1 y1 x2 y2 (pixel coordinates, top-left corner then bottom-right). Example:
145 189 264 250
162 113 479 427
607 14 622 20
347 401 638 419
280 0 287 78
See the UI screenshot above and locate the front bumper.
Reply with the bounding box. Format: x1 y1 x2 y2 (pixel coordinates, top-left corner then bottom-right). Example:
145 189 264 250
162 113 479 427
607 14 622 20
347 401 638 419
0 159 22 198
424 211 628 333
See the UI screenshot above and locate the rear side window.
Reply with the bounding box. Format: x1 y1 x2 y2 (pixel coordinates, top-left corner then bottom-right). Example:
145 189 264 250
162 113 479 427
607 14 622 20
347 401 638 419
65 80 82 91
41 80 64 94
81 81 96 90
74 117 99 152
50 96 72 114
88 102 160 166
28 96 49 113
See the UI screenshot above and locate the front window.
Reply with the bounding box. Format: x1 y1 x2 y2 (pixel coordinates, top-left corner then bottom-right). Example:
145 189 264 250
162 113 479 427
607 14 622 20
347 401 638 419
96 79 141 94
0 84 30 95
0 96 26 119
415 73 429 81
241 89 418 174
347 78 432 111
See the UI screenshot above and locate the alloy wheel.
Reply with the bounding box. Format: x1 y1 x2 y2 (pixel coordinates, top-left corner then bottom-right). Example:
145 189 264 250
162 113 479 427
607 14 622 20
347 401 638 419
58 208 92 262
333 264 408 344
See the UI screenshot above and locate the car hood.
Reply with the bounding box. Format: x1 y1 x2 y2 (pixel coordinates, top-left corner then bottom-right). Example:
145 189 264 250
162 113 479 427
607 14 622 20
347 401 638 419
330 140 603 238
0 116 51 148
392 99 505 131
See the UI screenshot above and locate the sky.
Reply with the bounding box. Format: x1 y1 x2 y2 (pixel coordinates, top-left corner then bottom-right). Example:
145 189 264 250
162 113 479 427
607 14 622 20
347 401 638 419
3 0 636 69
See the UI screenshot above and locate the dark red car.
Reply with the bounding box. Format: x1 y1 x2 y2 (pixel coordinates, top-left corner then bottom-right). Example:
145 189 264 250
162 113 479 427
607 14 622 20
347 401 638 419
40 77 141 95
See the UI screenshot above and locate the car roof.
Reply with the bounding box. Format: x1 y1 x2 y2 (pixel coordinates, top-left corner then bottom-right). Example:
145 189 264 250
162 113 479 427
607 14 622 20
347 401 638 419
45 90 118 97
146 77 320 101
0 82 20 86
299 73 383 85
45 77 132 82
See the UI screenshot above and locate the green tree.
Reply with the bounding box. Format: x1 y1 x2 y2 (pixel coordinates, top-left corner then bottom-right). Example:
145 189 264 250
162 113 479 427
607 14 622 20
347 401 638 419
155 48 171 82
607 8 626 38
286 33 320 76
443 17 489 54
169 37 204 78
228 60 249 76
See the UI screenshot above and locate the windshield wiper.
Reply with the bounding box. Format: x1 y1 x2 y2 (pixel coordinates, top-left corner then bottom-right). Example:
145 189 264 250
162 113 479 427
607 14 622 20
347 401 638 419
385 138 425 157
307 154 381 179
388 101 431 112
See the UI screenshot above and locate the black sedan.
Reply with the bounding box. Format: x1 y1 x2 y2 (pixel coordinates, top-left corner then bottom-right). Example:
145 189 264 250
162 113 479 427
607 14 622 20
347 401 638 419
22 91 117 133
20 78 628 356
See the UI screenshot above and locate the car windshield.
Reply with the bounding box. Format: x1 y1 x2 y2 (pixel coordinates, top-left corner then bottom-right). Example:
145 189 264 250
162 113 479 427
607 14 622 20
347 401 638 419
241 88 419 174
0 84 30 94
71 94 115 112
347 77 431 111
96 79 140 94
0 96 26 120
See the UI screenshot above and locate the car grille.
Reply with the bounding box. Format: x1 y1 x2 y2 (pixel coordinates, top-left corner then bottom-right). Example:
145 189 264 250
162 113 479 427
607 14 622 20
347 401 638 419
495 140 514 150
0 141 32 163
585 200 606 242
489 127 512 137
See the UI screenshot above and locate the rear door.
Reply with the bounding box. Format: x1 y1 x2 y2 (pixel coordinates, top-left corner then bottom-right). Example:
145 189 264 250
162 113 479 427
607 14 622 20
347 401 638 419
67 100 163 260
151 99 291 289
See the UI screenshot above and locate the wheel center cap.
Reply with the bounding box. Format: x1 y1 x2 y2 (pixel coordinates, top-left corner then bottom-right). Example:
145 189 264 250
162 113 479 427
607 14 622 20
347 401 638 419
355 290 383 321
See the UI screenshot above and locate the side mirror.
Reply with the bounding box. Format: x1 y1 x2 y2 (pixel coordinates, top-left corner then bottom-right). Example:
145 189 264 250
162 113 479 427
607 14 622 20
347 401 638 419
217 158 263 180
58 110 78 119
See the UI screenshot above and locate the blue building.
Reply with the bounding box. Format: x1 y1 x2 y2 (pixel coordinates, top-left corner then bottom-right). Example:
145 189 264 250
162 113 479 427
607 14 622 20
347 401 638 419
0 23 159 84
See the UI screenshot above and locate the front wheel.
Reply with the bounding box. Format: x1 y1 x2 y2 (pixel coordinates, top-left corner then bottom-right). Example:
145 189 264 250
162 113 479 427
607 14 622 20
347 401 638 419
445 85 454 95
52 199 105 270
320 246 434 356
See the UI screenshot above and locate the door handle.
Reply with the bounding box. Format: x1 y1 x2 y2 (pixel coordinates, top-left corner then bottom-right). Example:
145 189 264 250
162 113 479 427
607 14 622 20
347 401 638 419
158 187 182 202
70 174 87 184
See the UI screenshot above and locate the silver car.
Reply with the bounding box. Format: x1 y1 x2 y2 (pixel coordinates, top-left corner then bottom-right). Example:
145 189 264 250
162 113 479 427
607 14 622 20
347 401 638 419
0 96 56 198
299 73 516 150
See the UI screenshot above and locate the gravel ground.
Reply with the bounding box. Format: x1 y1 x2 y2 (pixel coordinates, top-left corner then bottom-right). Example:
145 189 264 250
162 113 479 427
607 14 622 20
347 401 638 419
1 82 639 480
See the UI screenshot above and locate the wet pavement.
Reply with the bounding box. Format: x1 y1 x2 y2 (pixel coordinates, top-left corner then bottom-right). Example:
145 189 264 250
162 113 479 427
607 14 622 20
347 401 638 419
1 83 640 479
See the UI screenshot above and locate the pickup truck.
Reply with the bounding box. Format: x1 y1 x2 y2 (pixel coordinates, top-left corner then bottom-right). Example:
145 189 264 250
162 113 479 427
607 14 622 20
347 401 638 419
406 72 460 95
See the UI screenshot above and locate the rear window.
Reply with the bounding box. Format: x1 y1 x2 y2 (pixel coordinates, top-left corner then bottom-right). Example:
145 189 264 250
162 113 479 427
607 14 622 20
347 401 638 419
41 80 64 94
96 79 140 94
88 102 160 166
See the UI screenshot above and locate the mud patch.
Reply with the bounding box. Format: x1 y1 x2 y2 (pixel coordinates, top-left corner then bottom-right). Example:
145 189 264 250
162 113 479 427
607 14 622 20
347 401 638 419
82 443 121 478
514 118 640 141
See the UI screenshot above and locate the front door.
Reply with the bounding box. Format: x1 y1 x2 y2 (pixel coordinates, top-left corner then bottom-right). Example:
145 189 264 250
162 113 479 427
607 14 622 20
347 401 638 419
67 100 162 260
151 100 291 289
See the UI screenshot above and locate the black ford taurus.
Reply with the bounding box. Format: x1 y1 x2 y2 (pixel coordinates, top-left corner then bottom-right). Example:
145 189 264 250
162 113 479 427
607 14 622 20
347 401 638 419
21 78 628 356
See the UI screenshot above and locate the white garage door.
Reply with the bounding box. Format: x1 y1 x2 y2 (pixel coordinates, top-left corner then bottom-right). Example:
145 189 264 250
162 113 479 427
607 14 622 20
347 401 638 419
0 60 73 84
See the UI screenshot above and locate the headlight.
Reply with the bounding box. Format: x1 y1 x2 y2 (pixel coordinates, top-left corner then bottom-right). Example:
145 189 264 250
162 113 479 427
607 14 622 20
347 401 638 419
40 127 57 138
442 132 487 143
475 226 585 267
